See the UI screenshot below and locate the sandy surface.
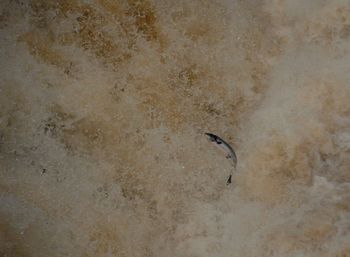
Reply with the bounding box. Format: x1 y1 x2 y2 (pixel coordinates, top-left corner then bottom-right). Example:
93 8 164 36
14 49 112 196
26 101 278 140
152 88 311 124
1 0 350 256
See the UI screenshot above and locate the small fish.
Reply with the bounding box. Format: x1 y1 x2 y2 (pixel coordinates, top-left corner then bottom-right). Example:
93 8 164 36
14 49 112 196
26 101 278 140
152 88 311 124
205 132 237 185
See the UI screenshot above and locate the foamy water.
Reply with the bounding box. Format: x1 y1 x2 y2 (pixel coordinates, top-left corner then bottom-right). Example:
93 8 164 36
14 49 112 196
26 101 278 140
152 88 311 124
1 0 350 256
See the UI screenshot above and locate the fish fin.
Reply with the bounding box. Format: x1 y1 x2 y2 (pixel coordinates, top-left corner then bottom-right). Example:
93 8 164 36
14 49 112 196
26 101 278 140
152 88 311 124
226 175 232 185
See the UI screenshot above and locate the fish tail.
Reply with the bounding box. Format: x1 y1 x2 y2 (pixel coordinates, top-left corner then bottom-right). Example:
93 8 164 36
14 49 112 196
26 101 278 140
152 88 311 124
226 174 232 185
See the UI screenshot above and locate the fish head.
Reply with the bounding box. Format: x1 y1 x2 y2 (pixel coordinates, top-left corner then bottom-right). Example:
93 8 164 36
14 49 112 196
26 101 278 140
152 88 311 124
205 132 217 142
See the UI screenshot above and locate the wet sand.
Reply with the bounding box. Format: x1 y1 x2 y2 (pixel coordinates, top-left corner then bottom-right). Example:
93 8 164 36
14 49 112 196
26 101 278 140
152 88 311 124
1 0 350 256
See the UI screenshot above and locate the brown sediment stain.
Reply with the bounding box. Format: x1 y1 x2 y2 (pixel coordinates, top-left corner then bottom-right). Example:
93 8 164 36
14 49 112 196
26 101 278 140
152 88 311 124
135 76 188 131
300 213 337 243
40 100 155 203
17 31 72 73
319 80 350 120
61 116 112 153
99 0 161 43
170 1 226 46
184 22 219 44
133 57 271 133
175 0 282 101
74 5 131 65
51 114 152 203
115 163 157 204
136 87 192 131
126 0 159 41
82 218 156 257
42 104 122 160
241 136 316 204
133 60 242 132
177 65 201 87
184 22 209 41
23 0 165 71
28 0 278 136
97 0 168 48
241 76 349 203
20 0 284 137
83 224 124 257
44 103 120 157
244 115 344 204
166 64 204 101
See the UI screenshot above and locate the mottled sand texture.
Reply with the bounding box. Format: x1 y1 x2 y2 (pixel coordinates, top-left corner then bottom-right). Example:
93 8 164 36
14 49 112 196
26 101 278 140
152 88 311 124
1 0 350 256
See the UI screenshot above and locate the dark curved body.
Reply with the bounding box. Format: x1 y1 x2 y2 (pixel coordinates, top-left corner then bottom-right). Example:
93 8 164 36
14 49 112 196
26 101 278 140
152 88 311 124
205 132 237 185
205 133 237 167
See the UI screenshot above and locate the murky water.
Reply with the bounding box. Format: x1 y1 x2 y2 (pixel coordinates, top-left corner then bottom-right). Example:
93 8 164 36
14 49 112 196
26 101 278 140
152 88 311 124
1 0 350 256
